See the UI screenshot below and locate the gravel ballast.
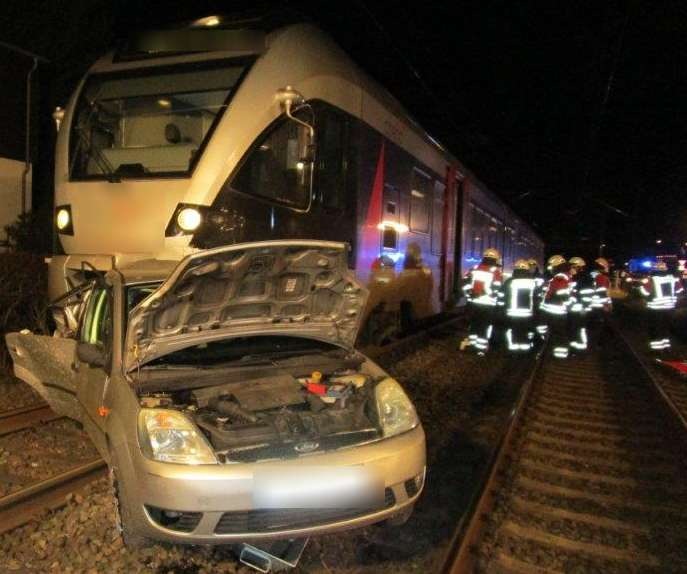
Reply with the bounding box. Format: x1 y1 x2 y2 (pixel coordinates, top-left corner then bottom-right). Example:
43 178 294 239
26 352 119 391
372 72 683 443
0 374 42 413
0 418 101 497
0 328 533 573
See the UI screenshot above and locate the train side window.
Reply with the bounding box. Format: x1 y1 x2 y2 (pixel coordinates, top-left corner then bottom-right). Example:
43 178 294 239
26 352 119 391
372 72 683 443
382 226 398 250
231 115 311 209
316 107 348 211
431 181 445 255
409 169 431 233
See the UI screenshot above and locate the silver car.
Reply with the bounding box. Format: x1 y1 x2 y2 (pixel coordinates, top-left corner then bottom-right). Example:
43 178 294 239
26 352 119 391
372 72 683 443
7 241 425 547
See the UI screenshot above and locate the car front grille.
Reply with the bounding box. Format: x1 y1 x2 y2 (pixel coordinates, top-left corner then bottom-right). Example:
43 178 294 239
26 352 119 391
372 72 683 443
214 488 396 534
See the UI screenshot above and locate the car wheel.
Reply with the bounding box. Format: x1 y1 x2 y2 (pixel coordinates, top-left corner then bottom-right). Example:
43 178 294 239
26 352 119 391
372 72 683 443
109 465 151 549
385 504 414 527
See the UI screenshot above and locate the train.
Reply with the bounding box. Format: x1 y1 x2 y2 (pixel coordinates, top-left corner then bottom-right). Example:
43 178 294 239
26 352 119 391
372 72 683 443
49 15 543 340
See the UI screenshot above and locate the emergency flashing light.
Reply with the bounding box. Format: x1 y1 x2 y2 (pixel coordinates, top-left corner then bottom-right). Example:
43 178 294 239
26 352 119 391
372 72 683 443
176 207 202 231
642 260 652 269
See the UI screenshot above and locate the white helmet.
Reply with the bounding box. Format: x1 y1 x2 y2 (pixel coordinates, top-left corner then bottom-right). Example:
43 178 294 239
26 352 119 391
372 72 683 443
547 254 566 269
595 257 609 271
483 248 502 264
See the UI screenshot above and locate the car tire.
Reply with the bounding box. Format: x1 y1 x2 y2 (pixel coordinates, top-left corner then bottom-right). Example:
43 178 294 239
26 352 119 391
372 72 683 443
109 465 151 549
385 504 414 527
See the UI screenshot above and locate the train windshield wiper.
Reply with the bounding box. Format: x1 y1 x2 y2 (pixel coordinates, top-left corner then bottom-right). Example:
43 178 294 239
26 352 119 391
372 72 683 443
69 97 120 183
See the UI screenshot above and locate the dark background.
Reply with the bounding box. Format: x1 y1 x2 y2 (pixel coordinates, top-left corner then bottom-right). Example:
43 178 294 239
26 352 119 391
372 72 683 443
1 0 685 262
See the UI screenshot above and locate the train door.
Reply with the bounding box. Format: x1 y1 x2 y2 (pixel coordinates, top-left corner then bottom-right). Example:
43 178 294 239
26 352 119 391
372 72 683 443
452 177 465 294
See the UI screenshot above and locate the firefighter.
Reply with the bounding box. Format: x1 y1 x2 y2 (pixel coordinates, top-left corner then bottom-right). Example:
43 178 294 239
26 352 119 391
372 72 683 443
541 254 573 359
569 257 594 353
590 257 612 313
503 259 536 351
529 258 547 338
460 248 503 355
639 261 683 351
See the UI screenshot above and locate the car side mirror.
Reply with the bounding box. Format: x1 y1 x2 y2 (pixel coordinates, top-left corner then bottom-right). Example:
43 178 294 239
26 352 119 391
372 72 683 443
77 342 106 367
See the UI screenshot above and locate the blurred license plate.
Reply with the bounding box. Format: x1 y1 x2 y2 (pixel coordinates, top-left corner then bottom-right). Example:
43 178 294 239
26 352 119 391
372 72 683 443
252 465 383 509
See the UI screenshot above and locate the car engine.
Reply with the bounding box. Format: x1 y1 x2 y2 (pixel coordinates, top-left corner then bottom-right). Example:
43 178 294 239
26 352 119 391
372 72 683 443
139 370 382 463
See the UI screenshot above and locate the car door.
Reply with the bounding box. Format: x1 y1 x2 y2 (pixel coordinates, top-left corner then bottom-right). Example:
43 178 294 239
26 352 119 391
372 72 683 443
74 285 113 458
5 283 95 422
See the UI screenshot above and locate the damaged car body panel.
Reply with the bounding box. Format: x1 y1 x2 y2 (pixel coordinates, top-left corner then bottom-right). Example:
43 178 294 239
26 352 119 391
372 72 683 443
4 241 426 546
124 241 368 372
5 333 82 421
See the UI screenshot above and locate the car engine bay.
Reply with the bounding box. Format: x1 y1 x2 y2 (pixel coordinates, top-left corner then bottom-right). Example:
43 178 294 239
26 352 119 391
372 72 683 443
139 368 382 463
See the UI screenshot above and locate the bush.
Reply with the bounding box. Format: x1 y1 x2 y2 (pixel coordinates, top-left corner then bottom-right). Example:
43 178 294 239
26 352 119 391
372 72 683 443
0 253 48 371
4 211 51 253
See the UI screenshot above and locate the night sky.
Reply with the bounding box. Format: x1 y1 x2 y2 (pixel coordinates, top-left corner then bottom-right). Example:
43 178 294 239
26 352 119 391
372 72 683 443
1 0 685 261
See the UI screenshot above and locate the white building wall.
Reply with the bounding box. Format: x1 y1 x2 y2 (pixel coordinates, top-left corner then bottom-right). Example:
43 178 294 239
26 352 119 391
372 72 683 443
0 157 30 246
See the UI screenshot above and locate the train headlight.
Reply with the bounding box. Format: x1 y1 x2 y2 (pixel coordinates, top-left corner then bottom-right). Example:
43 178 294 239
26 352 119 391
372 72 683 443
176 207 202 232
55 205 73 235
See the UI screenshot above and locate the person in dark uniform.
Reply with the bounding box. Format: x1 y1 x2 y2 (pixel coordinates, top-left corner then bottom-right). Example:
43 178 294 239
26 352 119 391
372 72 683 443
502 259 537 352
541 255 573 359
569 257 594 353
460 248 503 355
639 261 683 352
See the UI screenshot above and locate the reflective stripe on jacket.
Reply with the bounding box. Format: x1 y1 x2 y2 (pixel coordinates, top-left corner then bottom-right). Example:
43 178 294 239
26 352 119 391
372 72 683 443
640 274 683 309
463 263 503 306
503 277 536 318
541 273 571 315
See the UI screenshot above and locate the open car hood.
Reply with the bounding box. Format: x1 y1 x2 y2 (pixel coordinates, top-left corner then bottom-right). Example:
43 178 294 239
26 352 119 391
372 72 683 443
124 241 367 372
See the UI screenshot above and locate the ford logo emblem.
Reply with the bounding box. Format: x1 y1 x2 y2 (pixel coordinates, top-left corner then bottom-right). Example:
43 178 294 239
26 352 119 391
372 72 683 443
294 441 319 453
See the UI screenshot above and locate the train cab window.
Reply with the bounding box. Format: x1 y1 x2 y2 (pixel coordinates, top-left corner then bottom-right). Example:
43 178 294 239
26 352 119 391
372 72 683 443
409 169 431 233
232 115 312 209
69 61 249 179
316 106 348 211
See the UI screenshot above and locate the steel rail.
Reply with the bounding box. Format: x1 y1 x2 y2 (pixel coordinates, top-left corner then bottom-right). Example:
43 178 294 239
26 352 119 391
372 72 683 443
0 402 48 420
439 339 548 574
0 404 61 437
442 320 687 574
611 319 687 433
0 458 107 535
363 313 465 361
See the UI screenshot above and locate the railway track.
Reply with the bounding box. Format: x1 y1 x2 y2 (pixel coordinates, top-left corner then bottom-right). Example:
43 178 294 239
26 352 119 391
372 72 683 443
444 326 687 573
0 404 104 536
0 459 107 535
0 403 60 437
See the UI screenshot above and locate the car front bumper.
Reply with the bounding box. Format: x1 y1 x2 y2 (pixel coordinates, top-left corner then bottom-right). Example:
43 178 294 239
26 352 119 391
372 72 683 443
121 425 426 543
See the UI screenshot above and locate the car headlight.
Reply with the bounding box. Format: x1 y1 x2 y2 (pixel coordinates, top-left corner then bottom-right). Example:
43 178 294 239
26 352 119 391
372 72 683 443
138 409 217 465
375 378 419 438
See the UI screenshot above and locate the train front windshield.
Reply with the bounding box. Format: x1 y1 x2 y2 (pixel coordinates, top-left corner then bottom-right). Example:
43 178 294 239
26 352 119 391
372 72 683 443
69 60 248 179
